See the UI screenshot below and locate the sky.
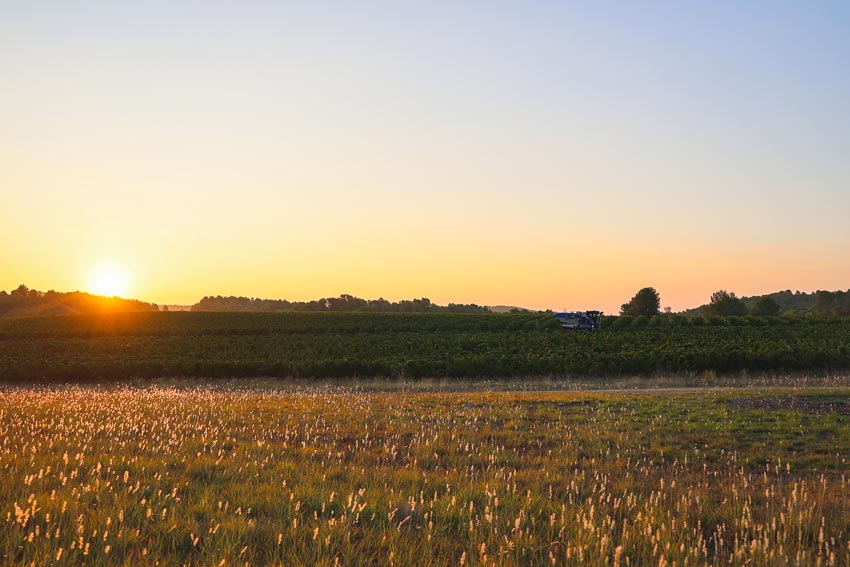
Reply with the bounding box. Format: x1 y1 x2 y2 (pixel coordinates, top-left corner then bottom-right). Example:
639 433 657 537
2 1 849 313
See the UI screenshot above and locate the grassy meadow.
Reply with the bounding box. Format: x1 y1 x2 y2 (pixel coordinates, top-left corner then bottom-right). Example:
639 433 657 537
2 385 850 566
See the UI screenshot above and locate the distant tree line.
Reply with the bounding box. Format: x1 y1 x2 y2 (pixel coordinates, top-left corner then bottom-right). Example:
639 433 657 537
0 285 159 317
191 293 491 313
697 289 850 317
619 286 850 318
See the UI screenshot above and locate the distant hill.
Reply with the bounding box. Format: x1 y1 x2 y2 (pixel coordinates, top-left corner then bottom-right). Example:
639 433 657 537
681 289 850 317
0 285 159 318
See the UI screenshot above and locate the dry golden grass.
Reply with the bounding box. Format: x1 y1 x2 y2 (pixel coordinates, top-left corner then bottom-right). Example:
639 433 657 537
1 385 848 566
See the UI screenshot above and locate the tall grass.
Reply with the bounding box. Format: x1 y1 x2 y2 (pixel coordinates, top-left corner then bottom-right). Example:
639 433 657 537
1 387 848 565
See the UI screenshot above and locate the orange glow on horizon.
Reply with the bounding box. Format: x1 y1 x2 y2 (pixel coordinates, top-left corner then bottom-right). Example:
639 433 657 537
88 266 130 298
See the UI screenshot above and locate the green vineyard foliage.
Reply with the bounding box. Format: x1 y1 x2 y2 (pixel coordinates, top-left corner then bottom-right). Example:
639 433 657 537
0 312 849 381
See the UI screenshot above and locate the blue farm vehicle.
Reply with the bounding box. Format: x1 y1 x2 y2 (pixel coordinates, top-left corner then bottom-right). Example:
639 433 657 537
554 310 603 330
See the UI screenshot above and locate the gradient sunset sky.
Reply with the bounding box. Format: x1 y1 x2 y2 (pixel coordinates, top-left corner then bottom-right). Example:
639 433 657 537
2 2 849 313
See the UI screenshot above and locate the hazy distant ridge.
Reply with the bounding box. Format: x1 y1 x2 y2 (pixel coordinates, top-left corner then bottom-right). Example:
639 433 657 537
0 285 159 318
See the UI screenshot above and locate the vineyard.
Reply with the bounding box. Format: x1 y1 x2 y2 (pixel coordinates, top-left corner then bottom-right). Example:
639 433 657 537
1 312 849 381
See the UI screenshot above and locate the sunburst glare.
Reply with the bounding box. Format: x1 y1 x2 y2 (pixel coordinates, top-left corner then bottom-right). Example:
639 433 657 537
89 266 130 297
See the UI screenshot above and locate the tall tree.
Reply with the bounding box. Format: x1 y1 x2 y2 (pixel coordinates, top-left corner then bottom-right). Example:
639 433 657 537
814 291 836 316
751 296 781 316
620 287 661 317
707 290 748 316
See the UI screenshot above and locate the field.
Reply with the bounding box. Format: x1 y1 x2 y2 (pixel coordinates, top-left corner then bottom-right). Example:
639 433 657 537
2 385 850 566
1 312 850 381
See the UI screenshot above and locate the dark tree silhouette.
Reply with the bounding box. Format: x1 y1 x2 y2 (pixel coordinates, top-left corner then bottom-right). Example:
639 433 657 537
620 287 661 317
707 290 748 316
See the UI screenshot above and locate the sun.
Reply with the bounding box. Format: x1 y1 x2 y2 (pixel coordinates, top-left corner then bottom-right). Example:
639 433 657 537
89 266 130 298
